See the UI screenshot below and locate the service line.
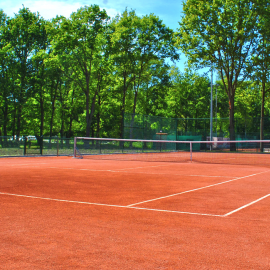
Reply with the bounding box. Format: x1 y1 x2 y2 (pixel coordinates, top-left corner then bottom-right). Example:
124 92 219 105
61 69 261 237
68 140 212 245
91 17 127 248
0 192 222 217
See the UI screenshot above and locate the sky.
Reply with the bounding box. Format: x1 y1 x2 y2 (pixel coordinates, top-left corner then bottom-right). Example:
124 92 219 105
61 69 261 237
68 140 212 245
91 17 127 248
2 0 183 31
1 0 210 75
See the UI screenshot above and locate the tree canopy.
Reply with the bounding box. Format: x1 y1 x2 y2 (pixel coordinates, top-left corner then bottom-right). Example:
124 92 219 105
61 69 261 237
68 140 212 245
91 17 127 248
0 3 269 142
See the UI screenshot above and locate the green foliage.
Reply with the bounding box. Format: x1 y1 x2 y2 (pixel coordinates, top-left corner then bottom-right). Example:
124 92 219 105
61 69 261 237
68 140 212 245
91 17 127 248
166 66 210 119
0 3 269 140
178 0 263 146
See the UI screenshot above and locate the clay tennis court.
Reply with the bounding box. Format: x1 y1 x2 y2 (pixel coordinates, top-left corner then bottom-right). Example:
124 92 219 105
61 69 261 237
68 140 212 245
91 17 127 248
1 155 270 269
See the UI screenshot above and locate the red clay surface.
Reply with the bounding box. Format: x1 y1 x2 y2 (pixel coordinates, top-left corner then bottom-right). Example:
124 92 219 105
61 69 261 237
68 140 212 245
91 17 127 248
1 156 270 269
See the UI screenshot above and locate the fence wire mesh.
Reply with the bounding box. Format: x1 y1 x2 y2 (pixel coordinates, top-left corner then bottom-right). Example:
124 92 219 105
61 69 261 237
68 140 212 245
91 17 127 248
0 136 74 157
124 113 270 141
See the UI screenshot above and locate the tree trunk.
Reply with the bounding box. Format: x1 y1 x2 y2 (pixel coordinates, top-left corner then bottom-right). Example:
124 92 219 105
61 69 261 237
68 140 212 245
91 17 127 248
68 118 73 138
50 98 56 137
16 105 22 139
120 72 127 139
86 88 98 138
60 113 65 138
96 95 101 138
12 100 16 138
84 58 93 138
40 96 44 137
49 80 59 138
229 95 236 151
2 99 8 136
129 89 138 139
260 82 265 152
85 85 91 137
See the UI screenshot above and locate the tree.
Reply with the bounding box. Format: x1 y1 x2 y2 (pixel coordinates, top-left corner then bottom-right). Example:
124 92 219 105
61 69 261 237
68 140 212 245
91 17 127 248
167 66 210 119
50 5 109 137
30 18 50 137
251 0 270 151
5 7 46 137
43 52 64 137
138 60 172 117
0 10 12 136
109 10 139 138
110 9 179 138
178 0 260 150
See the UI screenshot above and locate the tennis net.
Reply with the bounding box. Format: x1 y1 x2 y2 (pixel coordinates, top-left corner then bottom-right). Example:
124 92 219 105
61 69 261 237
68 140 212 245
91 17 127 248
74 137 270 167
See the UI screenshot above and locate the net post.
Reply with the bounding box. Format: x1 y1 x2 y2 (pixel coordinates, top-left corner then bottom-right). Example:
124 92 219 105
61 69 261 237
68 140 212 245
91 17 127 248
74 137 77 158
190 141 192 162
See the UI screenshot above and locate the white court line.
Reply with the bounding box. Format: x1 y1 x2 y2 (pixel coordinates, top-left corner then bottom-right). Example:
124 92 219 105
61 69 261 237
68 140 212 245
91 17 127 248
127 170 270 207
0 192 222 217
186 174 231 178
76 169 231 178
2 163 263 179
224 194 270 216
1 163 49 166
114 164 171 170
4 164 258 179
47 167 234 178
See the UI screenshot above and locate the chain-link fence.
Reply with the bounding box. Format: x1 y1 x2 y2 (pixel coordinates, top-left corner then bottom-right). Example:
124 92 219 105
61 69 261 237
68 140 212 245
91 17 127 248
1 115 269 157
124 114 178 141
0 136 74 157
124 113 270 141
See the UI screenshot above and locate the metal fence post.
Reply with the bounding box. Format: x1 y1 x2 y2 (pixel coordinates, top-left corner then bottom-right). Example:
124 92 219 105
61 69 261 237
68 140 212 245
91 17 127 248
24 136 27 156
74 137 77 158
40 136 43 155
190 142 192 162
57 137 59 157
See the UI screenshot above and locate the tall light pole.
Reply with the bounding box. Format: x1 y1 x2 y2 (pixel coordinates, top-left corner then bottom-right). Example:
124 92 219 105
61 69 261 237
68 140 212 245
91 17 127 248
210 67 213 150
216 82 218 136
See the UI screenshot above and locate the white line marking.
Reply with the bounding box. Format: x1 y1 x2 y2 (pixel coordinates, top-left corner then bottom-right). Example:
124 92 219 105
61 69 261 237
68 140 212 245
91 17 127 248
127 206 222 217
47 167 233 178
0 192 222 217
188 175 231 178
127 170 270 207
224 194 270 216
115 164 171 170
1 163 49 167
2 163 266 179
